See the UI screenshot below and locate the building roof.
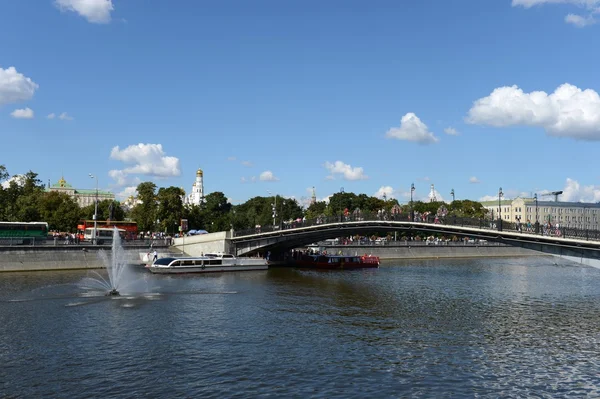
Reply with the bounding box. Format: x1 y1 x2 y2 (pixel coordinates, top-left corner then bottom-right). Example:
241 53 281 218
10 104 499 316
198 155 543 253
47 177 114 196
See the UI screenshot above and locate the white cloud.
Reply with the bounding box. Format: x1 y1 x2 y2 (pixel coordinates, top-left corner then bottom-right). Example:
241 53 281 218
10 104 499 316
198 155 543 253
555 178 600 202
479 195 498 202
565 13 597 26
259 170 279 181
10 107 34 119
444 127 459 136
469 176 481 184
467 83 600 140
512 0 600 7
58 112 73 121
373 186 396 199
54 0 114 24
109 144 181 183
324 161 368 181
512 0 600 26
241 160 253 167
386 113 439 144
1 174 25 189
47 113 56 119
0 67 38 106
227 156 237 161
116 186 138 201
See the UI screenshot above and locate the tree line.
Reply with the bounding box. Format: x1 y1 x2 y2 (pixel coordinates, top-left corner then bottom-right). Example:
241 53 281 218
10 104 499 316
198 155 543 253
0 165 489 234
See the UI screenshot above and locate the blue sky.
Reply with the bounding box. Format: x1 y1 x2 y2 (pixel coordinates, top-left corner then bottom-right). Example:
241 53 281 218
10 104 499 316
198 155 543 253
1 0 600 205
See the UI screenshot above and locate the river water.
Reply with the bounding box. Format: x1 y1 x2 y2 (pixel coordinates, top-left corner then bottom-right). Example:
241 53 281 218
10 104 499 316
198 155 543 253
1 257 599 398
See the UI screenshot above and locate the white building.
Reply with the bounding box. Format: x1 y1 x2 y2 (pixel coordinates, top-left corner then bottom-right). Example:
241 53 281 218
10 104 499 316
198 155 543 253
185 168 204 206
480 197 600 229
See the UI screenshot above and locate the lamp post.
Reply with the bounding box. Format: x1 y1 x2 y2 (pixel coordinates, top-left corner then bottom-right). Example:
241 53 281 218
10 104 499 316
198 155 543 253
534 193 539 234
89 173 98 245
498 187 503 232
450 188 455 202
410 183 415 221
268 191 276 227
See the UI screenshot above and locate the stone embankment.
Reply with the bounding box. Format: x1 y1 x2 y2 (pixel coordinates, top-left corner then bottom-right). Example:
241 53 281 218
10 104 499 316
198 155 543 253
0 245 179 272
323 243 544 260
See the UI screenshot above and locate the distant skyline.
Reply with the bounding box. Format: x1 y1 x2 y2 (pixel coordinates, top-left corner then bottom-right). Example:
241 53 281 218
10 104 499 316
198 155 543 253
1 0 600 206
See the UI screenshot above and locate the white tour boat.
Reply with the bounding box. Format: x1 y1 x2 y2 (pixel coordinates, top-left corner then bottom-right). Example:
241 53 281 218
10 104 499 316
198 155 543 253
147 253 268 274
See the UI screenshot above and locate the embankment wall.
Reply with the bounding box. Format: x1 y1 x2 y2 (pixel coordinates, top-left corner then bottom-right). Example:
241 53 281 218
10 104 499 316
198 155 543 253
0 246 176 272
323 244 545 260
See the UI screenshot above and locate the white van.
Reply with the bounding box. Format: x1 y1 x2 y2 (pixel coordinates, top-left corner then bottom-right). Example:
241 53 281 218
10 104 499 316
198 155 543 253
83 228 126 244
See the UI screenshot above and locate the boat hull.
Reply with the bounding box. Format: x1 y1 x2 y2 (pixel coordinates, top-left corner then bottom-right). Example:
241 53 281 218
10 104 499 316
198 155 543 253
147 257 268 274
148 263 268 274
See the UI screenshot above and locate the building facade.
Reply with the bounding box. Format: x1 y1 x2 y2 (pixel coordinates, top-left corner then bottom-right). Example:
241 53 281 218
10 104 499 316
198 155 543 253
480 198 600 229
48 177 115 207
185 168 205 206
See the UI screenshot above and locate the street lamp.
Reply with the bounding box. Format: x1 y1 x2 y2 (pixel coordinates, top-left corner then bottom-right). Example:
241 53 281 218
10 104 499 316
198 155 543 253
498 187 503 232
410 183 415 221
268 190 276 227
89 173 98 244
534 193 539 234
450 188 455 202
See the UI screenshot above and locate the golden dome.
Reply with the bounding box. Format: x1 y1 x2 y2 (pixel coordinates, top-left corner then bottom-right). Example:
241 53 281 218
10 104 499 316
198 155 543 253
196 168 203 176
58 177 67 187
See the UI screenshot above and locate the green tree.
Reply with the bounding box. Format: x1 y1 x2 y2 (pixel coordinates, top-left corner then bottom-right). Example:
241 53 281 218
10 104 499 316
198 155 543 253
447 200 487 219
38 191 81 232
0 165 9 220
184 204 204 233
10 172 45 222
129 182 158 232
305 200 326 220
156 186 186 233
201 192 232 232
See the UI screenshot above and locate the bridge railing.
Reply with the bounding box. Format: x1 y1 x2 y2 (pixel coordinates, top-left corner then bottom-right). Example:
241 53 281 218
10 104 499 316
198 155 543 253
233 213 600 242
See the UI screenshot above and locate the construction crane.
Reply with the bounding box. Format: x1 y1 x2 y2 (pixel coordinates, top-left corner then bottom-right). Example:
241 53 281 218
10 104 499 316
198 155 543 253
540 190 563 202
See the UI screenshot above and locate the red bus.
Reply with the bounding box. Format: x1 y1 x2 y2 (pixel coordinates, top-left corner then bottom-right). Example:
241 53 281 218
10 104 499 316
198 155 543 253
77 220 138 241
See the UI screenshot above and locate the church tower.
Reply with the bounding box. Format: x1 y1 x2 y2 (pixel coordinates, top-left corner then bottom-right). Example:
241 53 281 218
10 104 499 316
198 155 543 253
429 184 437 203
188 168 204 205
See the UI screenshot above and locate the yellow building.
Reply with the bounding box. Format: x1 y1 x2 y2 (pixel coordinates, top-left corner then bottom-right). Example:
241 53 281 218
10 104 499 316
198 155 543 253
480 198 600 229
48 176 115 207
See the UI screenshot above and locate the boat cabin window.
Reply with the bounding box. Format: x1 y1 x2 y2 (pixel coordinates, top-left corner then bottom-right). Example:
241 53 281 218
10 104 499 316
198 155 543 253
206 259 222 265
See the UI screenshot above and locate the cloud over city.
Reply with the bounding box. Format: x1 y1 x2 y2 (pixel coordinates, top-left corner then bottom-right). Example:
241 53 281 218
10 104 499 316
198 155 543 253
467 83 600 140
10 107 34 119
386 113 439 144
109 143 181 187
259 171 279 181
324 161 368 181
54 0 115 24
0 67 38 106
512 0 600 27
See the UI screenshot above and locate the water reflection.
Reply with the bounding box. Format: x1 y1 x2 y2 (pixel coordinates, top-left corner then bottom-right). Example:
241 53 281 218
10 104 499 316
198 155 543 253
1 258 599 397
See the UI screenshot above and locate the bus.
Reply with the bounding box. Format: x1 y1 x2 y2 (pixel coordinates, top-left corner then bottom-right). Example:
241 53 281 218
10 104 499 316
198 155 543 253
83 227 126 244
77 220 137 241
0 221 49 245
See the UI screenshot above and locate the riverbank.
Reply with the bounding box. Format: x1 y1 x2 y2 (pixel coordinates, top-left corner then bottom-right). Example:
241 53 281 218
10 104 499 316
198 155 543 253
0 245 177 272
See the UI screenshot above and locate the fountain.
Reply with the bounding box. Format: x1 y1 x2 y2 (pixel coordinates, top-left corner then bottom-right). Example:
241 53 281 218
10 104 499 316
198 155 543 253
80 227 139 296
